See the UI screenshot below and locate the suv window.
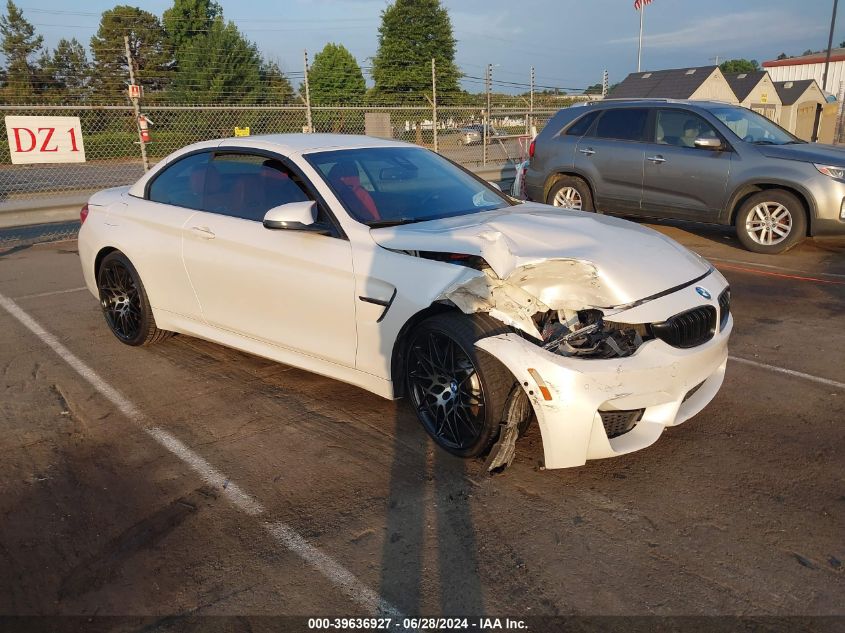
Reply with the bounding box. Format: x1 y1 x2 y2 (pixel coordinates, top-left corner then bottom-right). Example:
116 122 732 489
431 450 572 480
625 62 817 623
656 110 719 148
148 152 211 209
202 153 312 221
593 108 649 142
565 111 599 136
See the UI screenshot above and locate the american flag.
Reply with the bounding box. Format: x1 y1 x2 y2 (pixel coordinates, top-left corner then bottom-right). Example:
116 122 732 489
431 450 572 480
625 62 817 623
634 0 652 9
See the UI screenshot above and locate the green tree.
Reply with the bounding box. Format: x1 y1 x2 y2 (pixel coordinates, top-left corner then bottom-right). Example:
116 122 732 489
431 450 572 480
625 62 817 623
163 0 221 53
719 59 759 73
90 5 173 98
0 0 43 98
306 43 365 104
584 82 602 95
169 17 263 103
776 52 789 60
259 59 294 103
371 0 459 99
37 37 91 99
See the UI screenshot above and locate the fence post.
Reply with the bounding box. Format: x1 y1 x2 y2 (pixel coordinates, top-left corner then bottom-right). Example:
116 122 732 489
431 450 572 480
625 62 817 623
302 49 313 133
124 35 149 172
602 69 609 98
529 65 535 137
431 58 438 153
483 63 491 166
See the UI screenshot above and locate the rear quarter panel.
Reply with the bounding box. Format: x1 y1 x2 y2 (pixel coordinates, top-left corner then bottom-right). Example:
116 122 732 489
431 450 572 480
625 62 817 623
525 109 582 201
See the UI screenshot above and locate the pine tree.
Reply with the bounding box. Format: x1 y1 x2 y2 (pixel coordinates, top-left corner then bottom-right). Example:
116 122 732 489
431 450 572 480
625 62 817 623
371 0 459 99
0 0 43 98
259 59 295 104
307 43 365 104
169 17 263 103
163 0 221 54
90 5 173 98
38 38 91 99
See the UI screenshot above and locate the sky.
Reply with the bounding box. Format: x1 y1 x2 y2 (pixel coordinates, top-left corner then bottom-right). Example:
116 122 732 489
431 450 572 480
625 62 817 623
14 0 845 93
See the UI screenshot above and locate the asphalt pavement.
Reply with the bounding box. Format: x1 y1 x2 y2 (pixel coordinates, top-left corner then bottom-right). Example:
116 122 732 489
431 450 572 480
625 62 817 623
0 221 843 630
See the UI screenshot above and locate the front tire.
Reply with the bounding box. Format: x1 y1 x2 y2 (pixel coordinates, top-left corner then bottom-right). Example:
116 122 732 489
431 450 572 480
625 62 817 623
97 251 171 346
735 190 807 254
547 176 594 211
405 313 517 458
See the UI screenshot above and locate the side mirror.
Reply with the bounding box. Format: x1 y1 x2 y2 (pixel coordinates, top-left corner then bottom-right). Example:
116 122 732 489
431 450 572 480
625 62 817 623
694 136 723 150
263 201 330 234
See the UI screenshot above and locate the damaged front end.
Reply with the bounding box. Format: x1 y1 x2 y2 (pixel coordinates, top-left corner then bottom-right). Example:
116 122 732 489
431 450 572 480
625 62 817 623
418 254 725 473
373 208 727 473
536 309 650 359
432 259 652 361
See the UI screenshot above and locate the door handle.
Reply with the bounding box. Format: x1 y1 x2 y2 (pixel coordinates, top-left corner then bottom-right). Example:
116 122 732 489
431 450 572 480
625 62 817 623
647 155 666 164
191 226 216 239
578 148 595 156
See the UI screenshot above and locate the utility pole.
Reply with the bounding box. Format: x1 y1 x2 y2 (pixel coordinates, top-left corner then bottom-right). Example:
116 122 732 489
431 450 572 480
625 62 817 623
124 35 149 172
529 65 535 136
484 63 491 166
814 0 838 141
602 69 609 98
303 49 313 133
431 58 438 153
637 3 645 72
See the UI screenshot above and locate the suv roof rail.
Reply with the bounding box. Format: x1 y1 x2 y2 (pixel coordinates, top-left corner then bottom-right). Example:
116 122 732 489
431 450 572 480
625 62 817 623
592 97 672 102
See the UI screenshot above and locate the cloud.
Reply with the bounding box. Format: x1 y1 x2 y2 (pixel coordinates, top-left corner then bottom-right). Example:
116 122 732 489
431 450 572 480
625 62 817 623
609 10 825 50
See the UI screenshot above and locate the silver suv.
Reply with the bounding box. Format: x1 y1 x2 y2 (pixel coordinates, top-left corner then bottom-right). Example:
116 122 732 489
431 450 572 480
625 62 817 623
524 99 845 254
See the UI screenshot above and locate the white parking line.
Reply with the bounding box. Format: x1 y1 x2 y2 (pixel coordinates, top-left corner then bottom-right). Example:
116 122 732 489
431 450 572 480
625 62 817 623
729 355 845 390
711 257 845 280
14 286 88 300
0 290 403 619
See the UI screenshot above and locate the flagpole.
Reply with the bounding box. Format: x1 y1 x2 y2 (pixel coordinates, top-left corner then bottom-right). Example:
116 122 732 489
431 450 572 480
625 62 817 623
637 4 644 72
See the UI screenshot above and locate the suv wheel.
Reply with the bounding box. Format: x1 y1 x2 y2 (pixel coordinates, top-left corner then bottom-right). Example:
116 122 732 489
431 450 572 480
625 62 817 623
735 190 807 254
547 176 594 211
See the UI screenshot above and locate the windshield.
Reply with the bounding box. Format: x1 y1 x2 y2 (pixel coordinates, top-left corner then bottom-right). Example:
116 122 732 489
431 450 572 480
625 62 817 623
306 146 512 226
710 107 801 145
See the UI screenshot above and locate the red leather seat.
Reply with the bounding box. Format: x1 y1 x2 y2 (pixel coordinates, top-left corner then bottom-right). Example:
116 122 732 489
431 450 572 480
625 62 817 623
327 161 380 221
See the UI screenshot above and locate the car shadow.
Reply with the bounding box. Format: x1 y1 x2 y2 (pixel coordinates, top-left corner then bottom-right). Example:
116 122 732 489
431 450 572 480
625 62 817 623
378 405 486 616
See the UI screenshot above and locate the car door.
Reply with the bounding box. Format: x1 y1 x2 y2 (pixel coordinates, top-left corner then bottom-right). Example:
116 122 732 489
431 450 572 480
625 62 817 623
126 151 210 319
180 150 357 367
640 108 732 220
574 107 649 214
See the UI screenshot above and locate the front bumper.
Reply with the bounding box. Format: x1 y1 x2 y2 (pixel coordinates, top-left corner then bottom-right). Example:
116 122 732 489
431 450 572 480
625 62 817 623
476 311 731 470
804 173 845 235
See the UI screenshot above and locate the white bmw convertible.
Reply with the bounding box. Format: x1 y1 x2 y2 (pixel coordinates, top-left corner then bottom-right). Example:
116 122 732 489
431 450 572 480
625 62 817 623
78 134 732 470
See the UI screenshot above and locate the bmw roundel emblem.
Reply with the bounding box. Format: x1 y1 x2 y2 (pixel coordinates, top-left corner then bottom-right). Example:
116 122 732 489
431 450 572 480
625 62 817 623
695 286 712 300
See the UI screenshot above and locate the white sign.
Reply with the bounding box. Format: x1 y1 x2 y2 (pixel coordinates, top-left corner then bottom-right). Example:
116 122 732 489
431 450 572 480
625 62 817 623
4 116 86 165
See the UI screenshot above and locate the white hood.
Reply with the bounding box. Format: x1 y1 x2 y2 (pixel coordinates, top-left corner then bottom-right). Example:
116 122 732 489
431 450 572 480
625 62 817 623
370 203 711 309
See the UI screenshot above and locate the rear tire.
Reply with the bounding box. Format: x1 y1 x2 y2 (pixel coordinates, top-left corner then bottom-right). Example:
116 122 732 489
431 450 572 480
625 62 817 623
547 176 594 211
97 251 171 346
404 313 517 458
735 190 807 254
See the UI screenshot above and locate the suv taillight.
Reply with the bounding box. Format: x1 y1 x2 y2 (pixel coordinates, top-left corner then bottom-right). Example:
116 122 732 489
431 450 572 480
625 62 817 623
528 140 535 159
80 204 89 224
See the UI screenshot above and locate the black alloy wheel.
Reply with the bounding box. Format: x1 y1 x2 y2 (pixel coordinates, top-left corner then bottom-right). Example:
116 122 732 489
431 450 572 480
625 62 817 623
405 313 517 458
97 251 171 346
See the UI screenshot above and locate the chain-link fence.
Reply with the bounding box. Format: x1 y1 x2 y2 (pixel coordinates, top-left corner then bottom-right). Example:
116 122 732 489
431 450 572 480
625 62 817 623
0 101 565 209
